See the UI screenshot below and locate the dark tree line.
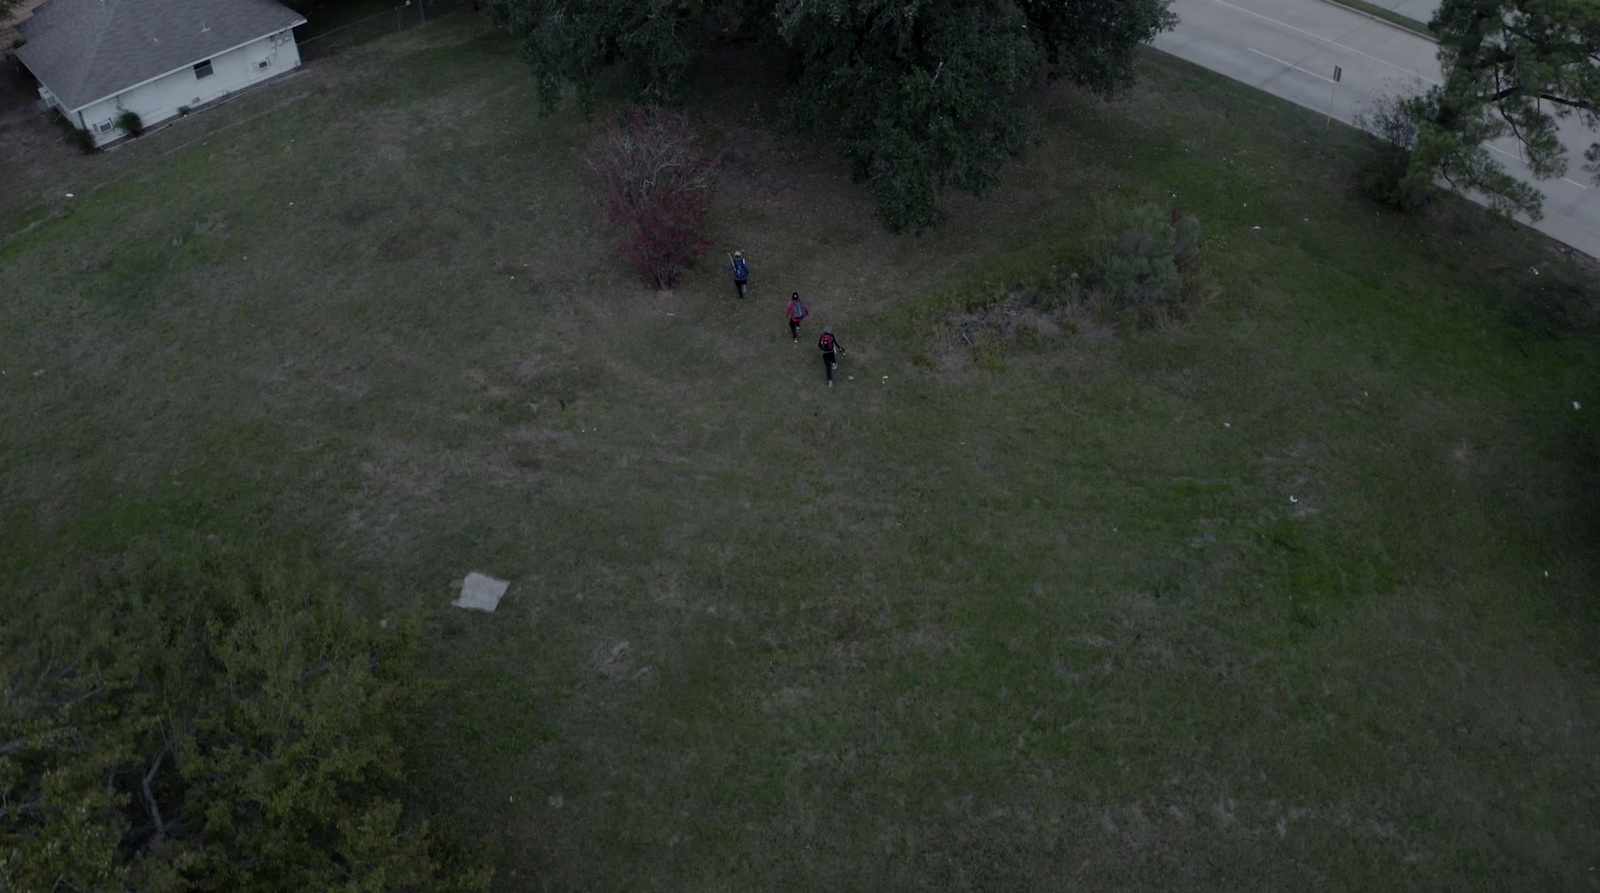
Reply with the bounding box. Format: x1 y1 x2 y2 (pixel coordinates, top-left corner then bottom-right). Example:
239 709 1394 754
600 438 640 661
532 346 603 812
490 0 1176 231
1 549 486 893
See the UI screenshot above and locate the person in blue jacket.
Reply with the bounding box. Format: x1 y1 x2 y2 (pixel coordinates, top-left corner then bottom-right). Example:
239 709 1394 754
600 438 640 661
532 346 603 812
729 251 750 299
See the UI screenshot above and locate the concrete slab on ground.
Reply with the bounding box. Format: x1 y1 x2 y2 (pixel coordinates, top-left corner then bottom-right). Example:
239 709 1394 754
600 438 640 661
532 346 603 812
453 572 509 612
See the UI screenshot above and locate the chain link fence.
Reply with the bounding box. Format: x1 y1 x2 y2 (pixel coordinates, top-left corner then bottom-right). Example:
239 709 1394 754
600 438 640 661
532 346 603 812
297 0 473 61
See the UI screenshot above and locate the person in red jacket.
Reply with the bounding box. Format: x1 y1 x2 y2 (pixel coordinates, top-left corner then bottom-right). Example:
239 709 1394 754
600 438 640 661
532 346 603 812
786 292 809 343
818 326 844 386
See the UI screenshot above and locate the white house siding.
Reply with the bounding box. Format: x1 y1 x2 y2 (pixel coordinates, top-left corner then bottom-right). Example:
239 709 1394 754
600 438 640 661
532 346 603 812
71 29 301 145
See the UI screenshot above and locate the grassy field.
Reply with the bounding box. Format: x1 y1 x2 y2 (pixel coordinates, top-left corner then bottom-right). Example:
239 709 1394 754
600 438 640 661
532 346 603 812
1325 0 1435 37
2 14 1599 890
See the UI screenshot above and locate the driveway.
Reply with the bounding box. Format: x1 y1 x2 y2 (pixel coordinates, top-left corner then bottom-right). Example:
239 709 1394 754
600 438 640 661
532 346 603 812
1154 0 1600 258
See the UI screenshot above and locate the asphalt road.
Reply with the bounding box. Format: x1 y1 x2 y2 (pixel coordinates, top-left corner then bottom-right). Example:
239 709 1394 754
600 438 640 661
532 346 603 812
1154 0 1600 258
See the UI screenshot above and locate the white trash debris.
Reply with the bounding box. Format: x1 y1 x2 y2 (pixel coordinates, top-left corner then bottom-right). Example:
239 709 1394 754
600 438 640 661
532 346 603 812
453 572 509 612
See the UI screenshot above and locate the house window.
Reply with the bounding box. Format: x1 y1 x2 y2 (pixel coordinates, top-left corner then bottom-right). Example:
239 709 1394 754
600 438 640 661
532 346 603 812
194 60 214 79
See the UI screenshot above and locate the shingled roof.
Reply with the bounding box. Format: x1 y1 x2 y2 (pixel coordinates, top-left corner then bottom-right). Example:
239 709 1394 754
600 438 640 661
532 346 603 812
16 0 304 112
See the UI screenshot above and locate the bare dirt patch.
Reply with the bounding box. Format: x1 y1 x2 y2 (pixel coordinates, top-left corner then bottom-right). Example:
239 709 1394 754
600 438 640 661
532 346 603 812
590 639 634 679
932 297 1108 371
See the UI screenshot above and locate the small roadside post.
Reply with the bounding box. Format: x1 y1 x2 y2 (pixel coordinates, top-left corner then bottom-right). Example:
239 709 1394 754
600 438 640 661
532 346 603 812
1326 66 1342 127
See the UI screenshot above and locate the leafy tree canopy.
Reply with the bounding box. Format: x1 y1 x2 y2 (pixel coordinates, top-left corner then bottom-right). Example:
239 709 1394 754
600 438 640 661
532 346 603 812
1415 0 1600 219
490 0 1175 230
0 548 487 893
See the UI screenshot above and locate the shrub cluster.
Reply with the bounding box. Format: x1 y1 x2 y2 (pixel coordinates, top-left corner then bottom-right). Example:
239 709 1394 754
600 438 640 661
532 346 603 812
583 105 717 290
909 200 1215 368
52 110 97 153
1356 93 1433 212
1085 201 1210 327
117 109 144 137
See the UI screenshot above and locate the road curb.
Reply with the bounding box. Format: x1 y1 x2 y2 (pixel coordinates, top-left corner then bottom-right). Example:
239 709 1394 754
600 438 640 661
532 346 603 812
1308 0 1437 43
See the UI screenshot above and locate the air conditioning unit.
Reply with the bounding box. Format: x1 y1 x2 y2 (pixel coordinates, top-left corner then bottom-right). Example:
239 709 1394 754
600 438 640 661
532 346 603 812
257 59 271 70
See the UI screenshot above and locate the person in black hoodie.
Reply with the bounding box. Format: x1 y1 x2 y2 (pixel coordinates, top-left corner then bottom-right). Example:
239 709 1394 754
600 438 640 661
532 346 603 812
818 325 843 386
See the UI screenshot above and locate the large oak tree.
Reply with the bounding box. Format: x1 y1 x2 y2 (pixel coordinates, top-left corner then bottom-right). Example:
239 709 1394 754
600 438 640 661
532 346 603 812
1 549 487 893
1411 0 1600 219
490 0 1175 231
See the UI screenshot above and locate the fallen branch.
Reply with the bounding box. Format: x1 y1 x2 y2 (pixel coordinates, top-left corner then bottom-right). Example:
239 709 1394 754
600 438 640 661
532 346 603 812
142 743 172 840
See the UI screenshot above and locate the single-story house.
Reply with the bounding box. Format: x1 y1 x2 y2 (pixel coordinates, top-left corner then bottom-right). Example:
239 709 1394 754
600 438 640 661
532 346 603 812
15 0 305 146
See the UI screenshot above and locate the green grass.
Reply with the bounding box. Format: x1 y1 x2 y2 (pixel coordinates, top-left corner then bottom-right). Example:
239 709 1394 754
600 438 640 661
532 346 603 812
293 0 458 41
3 16 1599 890
1324 0 1436 37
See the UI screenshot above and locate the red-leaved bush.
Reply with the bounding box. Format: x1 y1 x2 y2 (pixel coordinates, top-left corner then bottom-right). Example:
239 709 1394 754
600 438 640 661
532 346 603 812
584 106 717 290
